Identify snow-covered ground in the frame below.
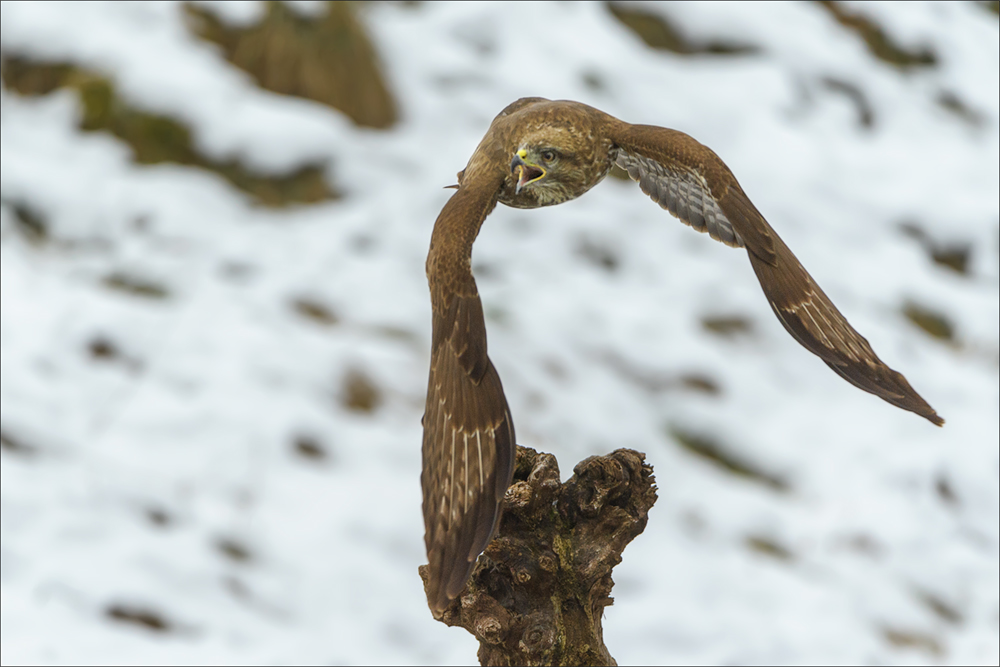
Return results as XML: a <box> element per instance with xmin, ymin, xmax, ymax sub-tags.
<box><xmin>1</xmin><ymin>1</ymin><xmax>997</xmax><ymax>664</ymax></box>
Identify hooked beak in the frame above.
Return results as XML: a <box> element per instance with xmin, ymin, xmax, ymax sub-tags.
<box><xmin>510</xmin><ymin>150</ymin><xmax>545</xmax><ymax>195</ymax></box>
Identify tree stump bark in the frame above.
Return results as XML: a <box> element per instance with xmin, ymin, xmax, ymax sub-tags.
<box><xmin>419</xmin><ymin>445</ymin><xmax>658</xmax><ymax>666</ymax></box>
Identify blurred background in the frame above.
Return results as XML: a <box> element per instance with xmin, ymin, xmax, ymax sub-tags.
<box><xmin>1</xmin><ymin>1</ymin><xmax>998</xmax><ymax>664</ymax></box>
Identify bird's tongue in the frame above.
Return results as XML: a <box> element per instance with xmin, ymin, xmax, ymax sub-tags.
<box><xmin>517</xmin><ymin>164</ymin><xmax>544</xmax><ymax>189</ymax></box>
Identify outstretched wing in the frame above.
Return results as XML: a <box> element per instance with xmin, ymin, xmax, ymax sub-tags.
<box><xmin>609</xmin><ymin>123</ymin><xmax>943</xmax><ymax>425</ymax></box>
<box><xmin>423</xmin><ymin>183</ymin><xmax>516</xmax><ymax>613</ymax></box>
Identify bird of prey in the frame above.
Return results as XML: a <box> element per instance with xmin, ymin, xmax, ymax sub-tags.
<box><xmin>421</xmin><ymin>97</ymin><xmax>943</xmax><ymax>612</ymax></box>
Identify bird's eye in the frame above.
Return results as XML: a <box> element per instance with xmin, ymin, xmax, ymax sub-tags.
<box><xmin>541</xmin><ymin>150</ymin><xmax>556</xmax><ymax>163</ymax></box>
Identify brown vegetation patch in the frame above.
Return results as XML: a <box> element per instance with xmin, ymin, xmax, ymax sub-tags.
<box><xmin>105</xmin><ymin>603</ymin><xmax>172</xmax><ymax>632</ymax></box>
<box><xmin>914</xmin><ymin>588</ymin><xmax>963</xmax><ymax>625</ymax></box>
<box><xmin>816</xmin><ymin>1</ymin><xmax>937</xmax><ymax>69</ymax></box>
<box><xmin>903</xmin><ymin>301</ymin><xmax>954</xmax><ymax>342</ymax></box>
<box><xmin>0</xmin><ymin>429</ymin><xmax>38</xmax><ymax>456</ymax></box>
<box><xmin>342</xmin><ymin>369</ymin><xmax>382</xmax><ymax>413</ymax></box>
<box><xmin>293</xmin><ymin>434</ymin><xmax>328</xmax><ymax>461</ymax></box>
<box><xmin>576</xmin><ymin>236</ymin><xmax>619</xmax><ymax>272</ymax></box>
<box><xmin>821</xmin><ymin>76</ymin><xmax>875</xmax><ymax>129</ymax></box>
<box><xmin>937</xmin><ymin>90</ymin><xmax>987</xmax><ymax>129</ymax></box>
<box><xmin>145</xmin><ymin>507</ymin><xmax>172</xmax><ymax>527</ymax></box>
<box><xmin>103</xmin><ymin>272</ymin><xmax>170</xmax><ymax>299</ymax></box>
<box><xmin>882</xmin><ymin>627</ymin><xmax>943</xmax><ymax>656</ymax></box>
<box><xmin>745</xmin><ymin>534</ymin><xmax>795</xmax><ymax>561</ymax></box>
<box><xmin>5</xmin><ymin>200</ymin><xmax>49</xmax><ymax>243</ymax></box>
<box><xmin>678</xmin><ymin>373</ymin><xmax>721</xmax><ymax>395</ymax></box>
<box><xmin>669</xmin><ymin>426</ymin><xmax>789</xmax><ymax>492</ymax></box>
<box><xmin>935</xmin><ymin>474</ymin><xmax>959</xmax><ymax>507</ymax></box>
<box><xmin>184</xmin><ymin>1</ymin><xmax>397</xmax><ymax>129</ymax></box>
<box><xmin>702</xmin><ymin>314</ymin><xmax>754</xmax><ymax>337</ymax></box>
<box><xmin>1</xmin><ymin>55</ymin><xmax>336</xmax><ymax>207</ymax></box>
<box><xmin>900</xmin><ymin>222</ymin><xmax>972</xmax><ymax>276</ymax></box>
<box><xmin>600</xmin><ymin>350</ymin><xmax>723</xmax><ymax>396</ymax></box>
<box><xmin>607</xmin><ymin>2</ymin><xmax>757</xmax><ymax>55</ymax></box>
<box><xmin>88</xmin><ymin>336</ymin><xmax>122</xmax><ymax>360</ymax></box>
<box><xmin>216</xmin><ymin>536</ymin><xmax>253</xmax><ymax>563</ymax></box>
<box><xmin>291</xmin><ymin>297</ymin><xmax>339</xmax><ymax>326</ymax></box>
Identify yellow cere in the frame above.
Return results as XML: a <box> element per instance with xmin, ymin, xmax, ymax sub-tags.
<box><xmin>517</xmin><ymin>149</ymin><xmax>528</xmax><ymax>159</ymax></box>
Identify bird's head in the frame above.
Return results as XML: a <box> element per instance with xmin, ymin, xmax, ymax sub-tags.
<box><xmin>502</xmin><ymin>127</ymin><xmax>610</xmax><ymax>208</ymax></box>
<box><xmin>507</xmin><ymin>141</ymin><xmax>588</xmax><ymax>208</ymax></box>
<box><xmin>484</xmin><ymin>99</ymin><xmax>614</xmax><ymax>208</ymax></box>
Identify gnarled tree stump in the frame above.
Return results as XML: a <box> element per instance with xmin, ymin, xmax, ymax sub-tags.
<box><xmin>419</xmin><ymin>446</ymin><xmax>657</xmax><ymax>666</ymax></box>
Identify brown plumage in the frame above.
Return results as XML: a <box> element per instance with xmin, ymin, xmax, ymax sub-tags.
<box><xmin>422</xmin><ymin>97</ymin><xmax>942</xmax><ymax>612</ymax></box>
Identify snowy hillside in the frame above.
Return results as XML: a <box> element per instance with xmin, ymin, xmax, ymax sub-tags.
<box><xmin>2</xmin><ymin>2</ymin><xmax>998</xmax><ymax>664</ymax></box>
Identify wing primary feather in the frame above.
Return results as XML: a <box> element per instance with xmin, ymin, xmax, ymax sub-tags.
<box><xmin>747</xmin><ymin>229</ymin><xmax>943</xmax><ymax>425</ymax></box>
<box><xmin>608</xmin><ymin>121</ymin><xmax>942</xmax><ymax>425</ymax></box>
<box><xmin>423</xmin><ymin>180</ymin><xmax>518</xmax><ymax>612</ymax></box>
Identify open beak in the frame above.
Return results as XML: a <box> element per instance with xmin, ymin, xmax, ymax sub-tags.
<box><xmin>510</xmin><ymin>151</ymin><xmax>545</xmax><ymax>195</ymax></box>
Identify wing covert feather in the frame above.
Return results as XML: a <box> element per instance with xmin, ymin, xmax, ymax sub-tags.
<box><xmin>611</xmin><ymin>124</ymin><xmax>777</xmax><ymax>264</ymax></box>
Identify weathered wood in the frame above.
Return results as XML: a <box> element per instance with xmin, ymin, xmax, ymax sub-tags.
<box><xmin>420</xmin><ymin>446</ymin><xmax>657</xmax><ymax>666</ymax></box>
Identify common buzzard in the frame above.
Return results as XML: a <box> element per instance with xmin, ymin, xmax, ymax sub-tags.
<box><xmin>421</xmin><ymin>98</ymin><xmax>942</xmax><ymax>613</ymax></box>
